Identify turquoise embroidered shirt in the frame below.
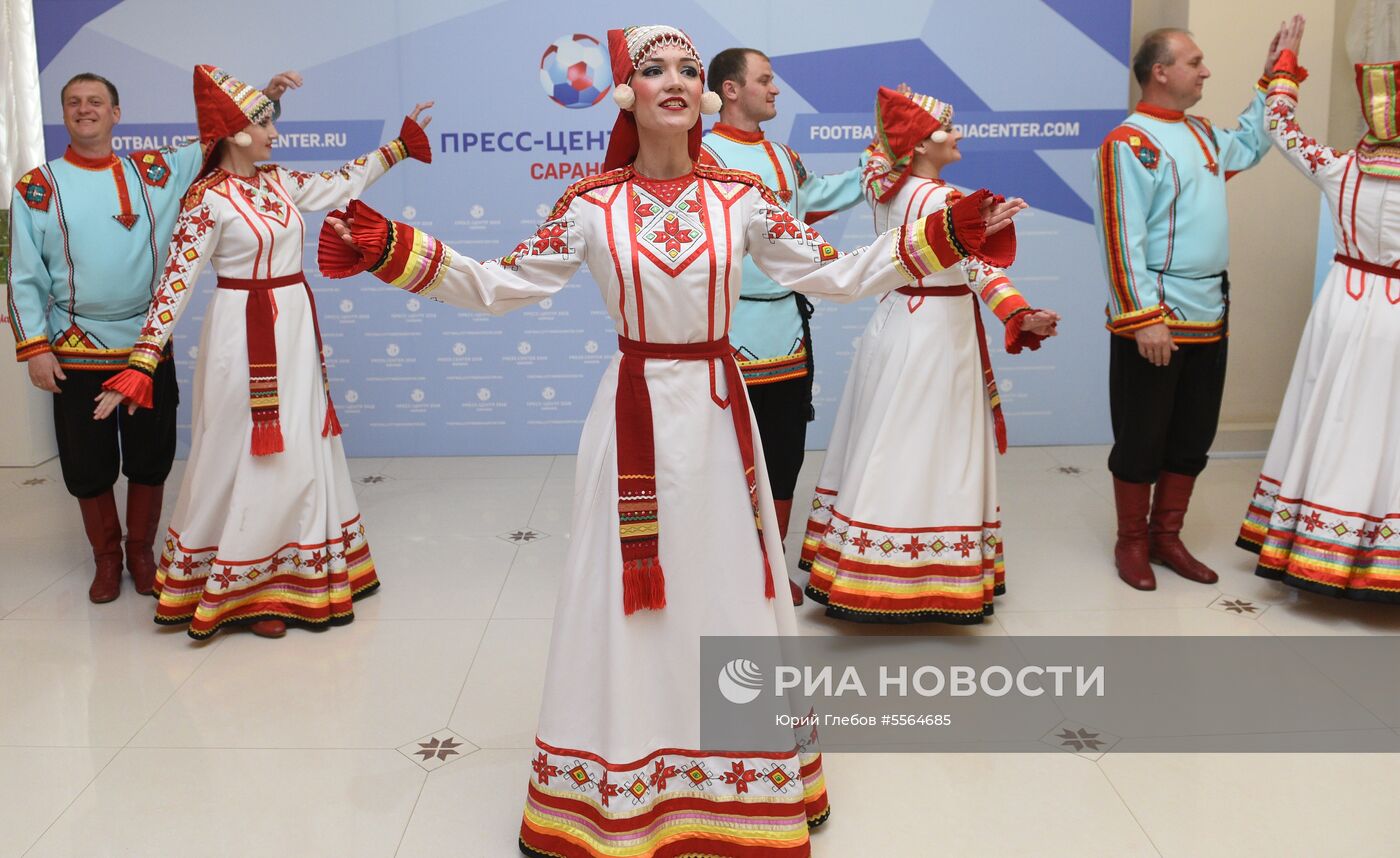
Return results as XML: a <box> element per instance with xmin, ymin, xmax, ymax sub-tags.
<box><xmin>700</xmin><ymin>123</ymin><xmax>866</xmax><ymax>383</ymax></box>
<box><xmin>8</xmin><ymin>142</ymin><xmax>204</xmax><ymax>369</ymax></box>
<box><xmin>1092</xmin><ymin>84</ymin><xmax>1269</xmax><ymax>343</ymax></box>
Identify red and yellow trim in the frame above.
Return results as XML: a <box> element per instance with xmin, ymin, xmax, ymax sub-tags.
<box><xmin>1105</xmin><ymin>307</ymin><xmax>1223</xmax><ymax>343</ymax></box>
<box><xmin>804</xmin><ymin>506</ymin><xmax>1004</xmax><ymax>625</ymax></box>
<box><xmin>369</xmin><ymin>221</ymin><xmax>451</xmax><ymax>296</ymax></box>
<box><xmin>519</xmin><ymin>741</ymin><xmax>829</xmax><ymax>858</ymax></box>
<box><xmin>1240</xmin><ymin>474</ymin><xmax>1400</xmax><ymax>602</ymax></box>
<box><xmin>978</xmin><ymin>275</ymin><xmax>1028</xmax><ymax>323</ymax></box>
<box><xmin>1105</xmin><ymin>304</ymin><xmax>1168</xmax><ymax>335</ymax></box>
<box><xmin>1097</xmin><ymin>128</ymin><xmax>1155</xmax><ymax>316</ymax></box>
<box><xmin>895</xmin><ymin>204</ymin><xmax>969</xmax><ymax>281</ymax></box>
<box><xmin>14</xmin><ymin>335</ymin><xmax>52</xmax><ymax>362</ymax></box>
<box><xmin>737</xmin><ymin>347</ymin><xmax>809</xmax><ymax>386</ymax></box>
<box><xmin>153</xmin><ymin>516</ymin><xmax>379</xmax><ymax>639</ymax></box>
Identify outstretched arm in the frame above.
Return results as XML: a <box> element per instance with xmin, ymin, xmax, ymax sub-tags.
<box><xmin>747</xmin><ymin>185</ymin><xmax>1023</xmax><ymax>303</ymax></box>
<box><xmin>1261</xmin><ymin>20</ymin><xmax>1346</xmax><ymax>187</ymax></box>
<box><xmin>272</xmin><ymin>103</ymin><xmax>434</xmax><ymax>212</ymax></box>
<box><xmin>318</xmin><ymin>198</ymin><xmax>580</xmax><ymax>314</ymax></box>
<box><xmin>791</xmin><ymin>147</ymin><xmax>867</xmax><ymax>224</ymax></box>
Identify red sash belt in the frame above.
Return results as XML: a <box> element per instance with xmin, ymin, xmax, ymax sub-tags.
<box><xmin>895</xmin><ymin>284</ymin><xmax>1008</xmax><ymax>453</ymax></box>
<box><xmin>614</xmin><ymin>335</ymin><xmax>774</xmax><ymax>615</ymax></box>
<box><xmin>216</xmin><ymin>273</ymin><xmax>342</xmax><ymax>455</ymax></box>
<box><xmin>896</xmin><ymin>284</ymin><xmax>972</xmax><ymax>297</ymax></box>
<box><xmin>1334</xmin><ymin>253</ymin><xmax>1400</xmax><ymax>277</ymax></box>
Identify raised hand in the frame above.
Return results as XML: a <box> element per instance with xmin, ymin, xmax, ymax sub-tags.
<box><xmin>1265</xmin><ymin>15</ymin><xmax>1306</xmax><ymax>75</ymax></box>
<box><xmin>262</xmin><ymin>71</ymin><xmax>303</xmax><ymax>102</ymax></box>
<box><xmin>1278</xmin><ymin>14</ymin><xmax>1305</xmax><ymax>58</ymax></box>
<box><xmin>408</xmin><ymin>101</ymin><xmax>435</xmax><ymax>130</ymax></box>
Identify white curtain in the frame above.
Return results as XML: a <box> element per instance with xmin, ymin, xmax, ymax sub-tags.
<box><xmin>1</xmin><ymin>0</ymin><xmax>57</xmax><ymax>467</ymax></box>
<box><xmin>1347</xmin><ymin>0</ymin><xmax>1400</xmax><ymax>63</ymax></box>
<box><xmin>1</xmin><ymin>0</ymin><xmax>45</xmax><ymax>189</ymax></box>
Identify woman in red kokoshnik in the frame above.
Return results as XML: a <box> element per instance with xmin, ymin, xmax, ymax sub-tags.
<box><xmin>97</xmin><ymin>66</ymin><xmax>433</xmax><ymax>639</ymax></box>
<box><xmin>321</xmin><ymin>25</ymin><xmax>1022</xmax><ymax>857</ymax></box>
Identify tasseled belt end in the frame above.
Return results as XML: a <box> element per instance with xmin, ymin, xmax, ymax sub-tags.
<box><xmin>322</xmin><ymin>400</ymin><xmax>343</xmax><ymax>437</ymax></box>
<box><xmin>250</xmin><ymin>419</ymin><xmax>285</xmax><ymax>456</ymax></box>
<box><xmin>622</xmin><ymin>555</ymin><xmax>667</xmax><ymax>615</ymax></box>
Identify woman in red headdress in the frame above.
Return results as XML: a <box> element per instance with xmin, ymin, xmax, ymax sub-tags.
<box><xmin>96</xmin><ymin>66</ymin><xmax>432</xmax><ymax>639</ymax></box>
<box><xmin>320</xmin><ymin>25</ymin><xmax>1022</xmax><ymax>856</ymax></box>
<box><xmin>1237</xmin><ymin>18</ymin><xmax>1400</xmax><ymax>603</ymax></box>
<box><xmin>797</xmin><ymin>86</ymin><xmax>1060</xmax><ymax>626</ymax></box>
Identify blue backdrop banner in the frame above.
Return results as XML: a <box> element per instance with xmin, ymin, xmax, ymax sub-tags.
<box><xmin>32</xmin><ymin>0</ymin><xmax>1129</xmax><ymax>456</ymax></box>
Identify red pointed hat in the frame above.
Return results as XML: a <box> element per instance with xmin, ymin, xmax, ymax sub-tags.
<box><xmin>866</xmin><ymin>86</ymin><xmax>956</xmax><ymax>201</ymax></box>
<box><xmin>602</xmin><ymin>26</ymin><xmax>710</xmax><ymax>172</ymax></box>
<box><xmin>875</xmin><ymin>86</ymin><xmax>954</xmax><ymax>164</ymax></box>
<box><xmin>193</xmin><ymin>65</ymin><xmax>276</xmax><ymax>147</ymax></box>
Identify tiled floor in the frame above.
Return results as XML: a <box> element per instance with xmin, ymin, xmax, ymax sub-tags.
<box><xmin>3</xmin><ymin>446</ymin><xmax>1399</xmax><ymax>858</ymax></box>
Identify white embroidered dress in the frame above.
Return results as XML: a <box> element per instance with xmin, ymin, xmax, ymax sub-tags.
<box><xmin>1237</xmin><ymin>73</ymin><xmax>1400</xmax><ymax>601</ymax></box>
<box><xmin>333</xmin><ymin>163</ymin><xmax>981</xmax><ymax>857</ymax></box>
<box><xmin>799</xmin><ymin>177</ymin><xmax>1037</xmax><ymax>624</ymax></box>
<box><xmin>115</xmin><ymin>137</ymin><xmax>422</xmax><ymax>638</ymax></box>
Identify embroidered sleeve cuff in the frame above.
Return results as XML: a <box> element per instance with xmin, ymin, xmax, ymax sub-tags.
<box><xmin>15</xmin><ymin>336</ymin><xmax>52</xmax><ymax>362</ymax></box>
<box><xmin>397</xmin><ymin>116</ymin><xmax>433</xmax><ymax>164</ymax></box>
<box><xmin>1267</xmin><ymin>50</ymin><xmax>1308</xmax><ymax>99</ymax></box>
<box><xmin>127</xmin><ymin>341</ymin><xmax>163</xmax><ymax>375</ymax></box>
<box><xmin>896</xmin><ymin>187</ymin><xmax>1000</xmax><ymax>279</ymax></box>
<box><xmin>1107</xmin><ymin>305</ymin><xmax>1167</xmax><ymax>334</ymax></box>
<box><xmin>317</xmin><ymin>200</ymin><xmax>386</xmax><ymax>279</ymax></box>
<box><xmin>368</xmin><ymin>217</ymin><xmax>449</xmax><ymax>296</ymax></box>
<box><xmin>983</xmin><ymin>278</ymin><xmax>1031</xmax><ymax>324</ymax></box>
<box><xmin>102</xmin><ymin>367</ymin><xmax>154</xmax><ymax>410</ymax></box>
<box><xmin>323</xmin><ymin>198</ymin><xmax>450</xmax><ymax>296</ymax></box>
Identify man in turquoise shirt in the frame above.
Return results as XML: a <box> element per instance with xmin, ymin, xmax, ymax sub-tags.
<box><xmin>700</xmin><ymin>47</ymin><xmax>866</xmax><ymax>603</ymax></box>
<box><xmin>8</xmin><ymin>69</ymin><xmax>298</xmax><ymax>603</ymax></box>
<box><xmin>1093</xmin><ymin>26</ymin><xmax>1285</xmax><ymax>591</ymax></box>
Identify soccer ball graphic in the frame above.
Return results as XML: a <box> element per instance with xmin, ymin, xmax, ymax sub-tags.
<box><xmin>540</xmin><ymin>34</ymin><xmax>612</xmax><ymax>109</ymax></box>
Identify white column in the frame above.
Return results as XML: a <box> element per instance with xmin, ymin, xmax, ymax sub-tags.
<box><xmin>0</xmin><ymin>0</ymin><xmax>56</xmax><ymax>466</ymax></box>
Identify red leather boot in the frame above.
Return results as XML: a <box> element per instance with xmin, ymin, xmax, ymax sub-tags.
<box><xmin>1112</xmin><ymin>478</ymin><xmax>1156</xmax><ymax>590</ymax></box>
<box><xmin>78</xmin><ymin>490</ymin><xmax>124</xmax><ymax>603</ymax></box>
<box><xmin>773</xmin><ymin>498</ymin><xmax>804</xmax><ymax>606</ymax></box>
<box><xmin>1149</xmin><ymin>472</ymin><xmax>1219</xmax><ymax>584</ymax></box>
<box><xmin>125</xmin><ymin>482</ymin><xmax>164</xmax><ymax>596</ymax></box>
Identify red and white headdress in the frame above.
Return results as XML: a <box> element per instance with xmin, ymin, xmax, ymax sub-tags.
<box><xmin>193</xmin><ymin>65</ymin><xmax>275</xmax><ymax>148</ymax></box>
<box><xmin>866</xmin><ymin>86</ymin><xmax>956</xmax><ymax>202</ymax></box>
<box><xmin>190</xmin><ymin>64</ymin><xmax>277</xmax><ymax>175</ymax></box>
<box><xmin>1356</xmin><ymin>60</ymin><xmax>1400</xmax><ymax>178</ymax></box>
<box><xmin>602</xmin><ymin>25</ymin><xmax>721</xmax><ymax>172</ymax></box>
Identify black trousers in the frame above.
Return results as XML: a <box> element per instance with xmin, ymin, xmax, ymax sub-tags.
<box><xmin>51</xmin><ymin>359</ymin><xmax>179</xmax><ymax>498</ymax></box>
<box><xmin>1107</xmin><ymin>335</ymin><xmax>1227</xmax><ymax>484</ymax></box>
<box><xmin>747</xmin><ymin>375</ymin><xmax>811</xmax><ymax>501</ymax></box>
